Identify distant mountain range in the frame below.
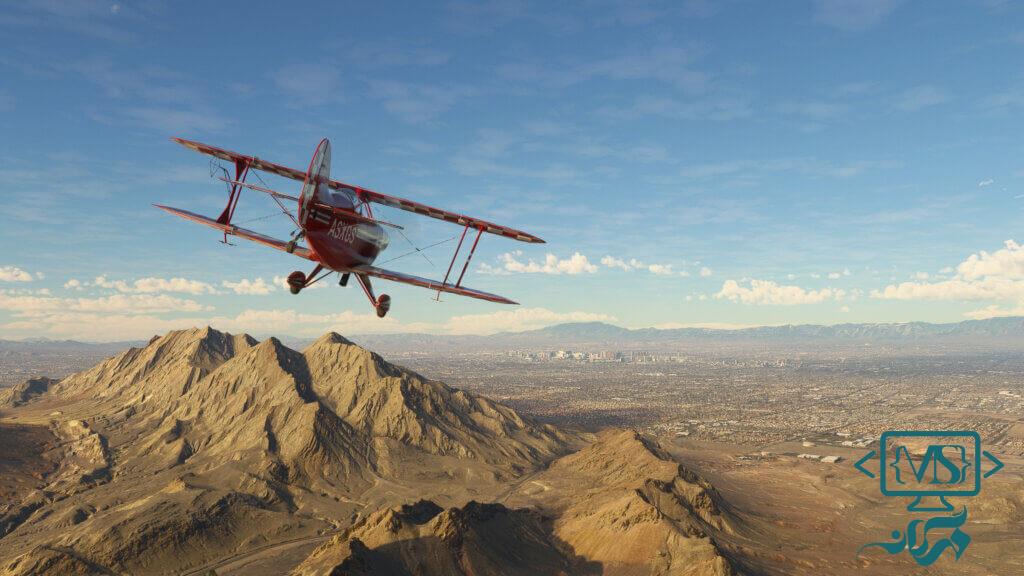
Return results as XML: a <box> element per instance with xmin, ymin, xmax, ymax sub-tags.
<box><xmin>0</xmin><ymin>338</ymin><xmax>143</xmax><ymax>353</ymax></box>
<box><xmin>346</xmin><ymin>316</ymin><xmax>1024</xmax><ymax>352</ymax></box>
<box><xmin>4</xmin><ymin>317</ymin><xmax>1023</xmax><ymax>355</ymax></box>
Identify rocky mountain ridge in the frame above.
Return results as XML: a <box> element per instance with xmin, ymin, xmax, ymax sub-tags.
<box><xmin>0</xmin><ymin>327</ymin><xmax>736</xmax><ymax>576</ymax></box>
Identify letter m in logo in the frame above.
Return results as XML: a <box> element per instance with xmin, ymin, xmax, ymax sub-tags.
<box><xmin>889</xmin><ymin>444</ymin><xmax>973</xmax><ymax>486</ymax></box>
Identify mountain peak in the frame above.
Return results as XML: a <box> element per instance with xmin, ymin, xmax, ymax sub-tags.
<box><xmin>313</xmin><ymin>331</ymin><xmax>357</xmax><ymax>347</ymax></box>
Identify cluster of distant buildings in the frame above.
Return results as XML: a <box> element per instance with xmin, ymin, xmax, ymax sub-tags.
<box><xmin>507</xmin><ymin>349</ymin><xmax>669</xmax><ymax>363</ymax></box>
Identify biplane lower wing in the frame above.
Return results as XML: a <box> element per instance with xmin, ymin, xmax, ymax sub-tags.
<box><xmin>154</xmin><ymin>205</ymin><xmax>314</xmax><ymax>260</ymax></box>
<box><xmin>349</xmin><ymin>264</ymin><xmax>517</xmax><ymax>305</ymax></box>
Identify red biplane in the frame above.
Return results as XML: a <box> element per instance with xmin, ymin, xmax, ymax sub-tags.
<box><xmin>156</xmin><ymin>138</ymin><xmax>543</xmax><ymax>317</ymax></box>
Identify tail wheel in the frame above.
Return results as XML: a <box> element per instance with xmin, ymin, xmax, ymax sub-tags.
<box><xmin>375</xmin><ymin>294</ymin><xmax>391</xmax><ymax>318</ymax></box>
<box><xmin>287</xmin><ymin>271</ymin><xmax>306</xmax><ymax>295</ymax></box>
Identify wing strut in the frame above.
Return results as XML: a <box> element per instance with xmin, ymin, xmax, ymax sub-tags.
<box><xmin>435</xmin><ymin>224</ymin><xmax>485</xmax><ymax>300</ymax></box>
<box><xmin>437</xmin><ymin>224</ymin><xmax>470</xmax><ymax>300</ymax></box>
<box><xmin>456</xmin><ymin>226</ymin><xmax>485</xmax><ymax>287</ymax></box>
<box><xmin>215</xmin><ymin>157</ymin><xmax>252</xmax><ymax>243</ymax></box>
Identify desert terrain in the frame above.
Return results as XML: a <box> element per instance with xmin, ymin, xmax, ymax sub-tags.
<box><xmin>0</xmin><ymin>326</ymin><xmax>1021</xmax><ymax>575</ymax></box>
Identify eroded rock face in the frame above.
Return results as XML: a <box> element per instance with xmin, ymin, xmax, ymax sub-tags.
<box><xmin>293</xmin><ymin>500</ymin><xmax>586</xmax><ymax>576</ymax></box>
<box><xmin>526</xmin><ymin>430</ymin><xmax>736</xmax><ymax>576</ymax></box>
<box><xmin>0</xmin><ymin>328</ymin><xmax>577</xmax><ymax>574</ymax></box>
<box><xmin>295</xmin><ymin>430</ymin><xmax>737</xmax><ymax>576</ymax></box>
<box><xmin>1</xmin><ymin>328</ymin><xmax>735</xmax><ymax>576</ymax></box>
<box><xmin>0</xmin><ymin>377</ymin><xmax>56</xmax><ymax>408</ymax></box>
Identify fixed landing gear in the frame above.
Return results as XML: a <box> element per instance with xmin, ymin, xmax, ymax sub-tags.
<box><xmin>287</xmin><ymin>271</ymin><xmax>306</xmax><ymax>294</ymax></box>
<box><xmin>375</xmin><ymin>294</ymin><xmax>391</xmax><ymax>318</ymax></box>
<box><xmin>290</xmin><ymin>268</ymin><xmax>390</xmax><ymax>317</ymax></box>
<box><xmin>355</xmin><ymin>273</ymin><xmax>391</xmax><ymax>318</ymax></box>
<box><xmin>288</xmin><ymin>264</ymin><xmax>323</xmax><ymax>295</ymax></box>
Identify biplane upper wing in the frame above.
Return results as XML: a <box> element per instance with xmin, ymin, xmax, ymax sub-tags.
<box><xmin>349</xmin><ymin>264</ymin><xmax>517</xmax><ymax>305</ymax></box>
<box><xmin>332</xmin><ymin>183</ymin><xmax>544</xmax><ymax>243</ymax></box>
<box><xmin>172</xmin><ymin>137</ymin><xmax>545</xmax><ymax>244</ymax></box>
<box><xmin>172</xmin><ymin>138</ymin><xmax>308</xmax><ymax>181</ymax></box>
<box><xmin>154</xmin><ymin>205</ymin><xmax>315</xmax><ymax>260</ymax></box>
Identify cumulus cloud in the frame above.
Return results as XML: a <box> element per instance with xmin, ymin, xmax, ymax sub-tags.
<box><xmin>600</xmin><ymin>255</ymin><xmax>678</xmax><ymax>276</ymax></box>
<box><xmin>0</xmin><ymin>290</ymin><xmax>211</xmax><ymax>316</ymax></box>
<box><xmin>64</xmin><ymin>278</ymin><xmax>84</xmax><ymax>290</ymax></box>
<box><xmin>93</xmin><ymin>275</ymin><xmax>219</xmax><ymax>295</ymax></box>
<box><xmin>600</xmin><ymin>255</ymin><xmax>644</xmax><ymax>271</ymax></box>
<box><xmin>871</xmin><ymin>240</ymin><xmax>1024</xmax><ymax>319</ymax></box>
<box><xmin>871</xmin><ymin>276</ymin><xmax>1024</xmax><ymax>301</ymax></box>
<box><xmin>483</xmin><ymin>251</ymin><xmax>598</xmax><ymax>275</ymax></box>
<box><xmin>872</xmin><ymin>240</ymin><xmax>1024</xmax><ymax>304</ymax></box>
<box><xmin>222</xmin><ymin>278</ymin><xmax>276</xmax><ymax>295</ymax></box>
<box><xmin>0</xmin><ymin>266</ymin><xmax>35</xmax><ymax>282</ymax></box>
<box><xmin>716</xmin><ymin>279</ymin><xmax>845</xmax><ymax>305</ymax></box>
<box><xmin>956</xmin><ymin>240</ymin><xmax>1024</xmax><ymax>280</ymax></box>
<box><xmin>699</xmin><ymin>267</ymin><xmax>713</xmax><ymax>277</ymax></box>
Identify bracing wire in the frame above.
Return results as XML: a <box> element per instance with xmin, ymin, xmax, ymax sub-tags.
<box><xmin>395</xmin><ymin>227</ymin><xmax>438</xmax><ymax>267</ymax></box>
<box><xmin>379</xmin><ymin>235</ymin><xmax>458</xmax><ymax>265</ymax></box>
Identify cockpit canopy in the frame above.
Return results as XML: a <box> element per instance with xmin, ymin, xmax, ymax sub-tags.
<box><xmin>355</xmin><ymin>224</ymin><xmax>390</xmax><ymax>251</ymax></box>
<box><xmin>326</xmin><ymin>186</ymin><xmax>357</xmax><ymax>209</ymax></box>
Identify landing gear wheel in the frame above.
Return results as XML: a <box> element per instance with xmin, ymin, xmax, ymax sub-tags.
<box><xmin>375</xmin><ymin>294</ymin><xmax>391</xmax><ymax>318</ymax></box>
<box><xmin>287</xmin><ymin>271</ymin><xmax>306</xmax><ymax>295</ymax></box>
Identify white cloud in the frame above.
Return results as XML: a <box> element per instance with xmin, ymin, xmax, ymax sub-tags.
<box><xmin>700</xmin><ymin>266</ymin><xmax>713</xmax><ymax>277</ymax></box>
<box><xmin>956</xmin><ymin>239</ymin><xmax>1024</xmax><ymax>280</ymax></box>
<box><xmin>913</xmin><ymin>271</ymin><xmax>930</xmax><ymax>280</ymax></box>
<box><xmin>716</xmin><ymin>279</ymin><xmax>845</xmax><ymax>305</ymax></box>
<box><xmin>443</xmin><ymin>307</ymin><xmax>615</xmax><ymax>335</ymax></box>
<box><xmin>871</xmin><ymin>276</ymin><xmax>1024</xmax><ymax>301</ymax></box>
<box><xmin>978</xmin><ymin>178</ymin><xmax>995</xmax><ymax>187</ymax></box>
<box><xmin>0</xmin><ymin>266</ymin><xmax>35</xmax><ymax>282</ymax></box>
<box><xmin>872</xmin><ymin>240</ymin><xmax>1024</xmax><ymax>308</ymax></box>
<box><xmin>222</xmin><ymin>278</ymin><xmax>276</xmax><ymax>295</ymax></box>
<box><xmin>600</xmin><ymin>255</ymin><xmax>676</xmax><ymax>276</ymax></box>
<box><xmin>64</xmin><ymin>278</ymin><xmax>84</xmax><ymax>290</ymax></box>
<box><xmin>213</xmin><ymin>308</ymin><xmax>398</xmax><ymax>336</ymax></box>
<box><xmin>600</xmin><ymin>255</ymin><xmax>641</xmax><ymax>271</ymax></box>
<box><xmin>93</xmin><ymin>275</ymin><xmax>218</xmax><ymax>295</ymax></box>
<box><xmin>0</xmin><ymin>290</ymin><xmax>211</xmax><ymax>316</ymax></box>
<box><xmin>963</xmin><ymin>304</ymin><xmax>1024</xmax><ymax>320</ymax></box>
<box><xmin>485</xmin><ymin>251</ymin><xmax>597</xmax><ymax>275</ymax></box>
<box><xmin>840</xmin><ymin>305</ymin><xmax>851</xmax><ymax>313</ymax></box>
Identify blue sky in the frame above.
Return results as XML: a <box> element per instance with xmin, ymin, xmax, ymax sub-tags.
<box><xmin>1</xmin><ymin>0</ymin><xmax>1024</xmax><ymax>340</ymax></box>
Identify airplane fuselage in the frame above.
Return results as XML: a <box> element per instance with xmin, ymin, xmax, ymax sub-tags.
<box><xmin>303</xmin><ymin>192</ymin><xmax>390</xmax><ymax>271</ymax></box>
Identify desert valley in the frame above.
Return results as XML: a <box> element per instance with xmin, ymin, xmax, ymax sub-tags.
<box><xmin>1</xmin><ymin>326</ymin><xmax>1021</xmax><ymax>575</ymax></box>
